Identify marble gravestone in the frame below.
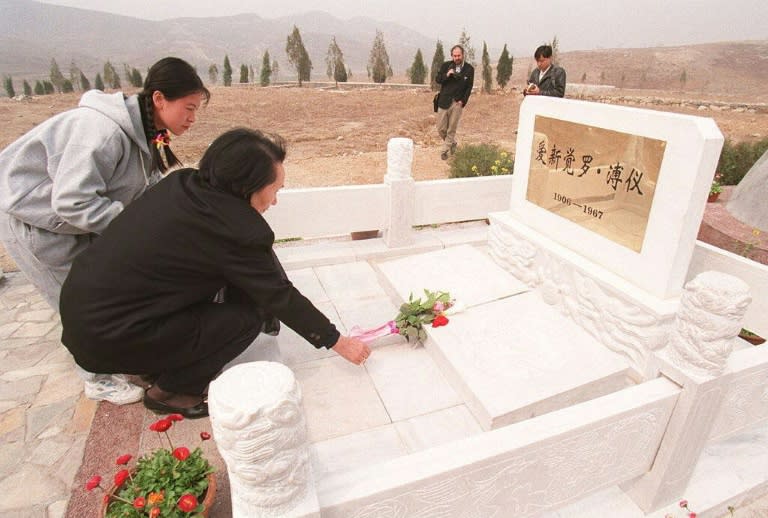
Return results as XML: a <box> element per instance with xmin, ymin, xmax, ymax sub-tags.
<box><xmin>490</xmin><ymin>96</ymin><xmax>724</xmax><ymax>374</ymax></box>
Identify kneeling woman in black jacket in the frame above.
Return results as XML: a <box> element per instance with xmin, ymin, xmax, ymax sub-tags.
<box><xmin>60</xmin><ymin>128</ymin><xmax>371</xmax><ymax>418</ymax></box>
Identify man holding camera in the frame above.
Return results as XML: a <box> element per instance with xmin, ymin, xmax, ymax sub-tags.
<box><xmin>524</xmin><ymin>44</ymin><xmax>566</xmax><ymax>98</ymax></box>
<box><xmin>436</xmin><ymin>45</ymin><xmax>475</xmax><ymax>160</ymax></box>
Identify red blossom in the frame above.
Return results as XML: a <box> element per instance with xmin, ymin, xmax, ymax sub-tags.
<box><xmin>200</xmin><ymin>431</ymin><xmax>211</xmax><ymax>441</ymax></box>
<box><xmin>115</xmin><ymin>454</ymin><xmax>132</xmax><ymax>465</ymax></box>
<box><xmin>431</xmin><ymin>314</ymin><xmax>449</xmax><ymax>328</ymax></box>
<box><xmin>167</xmin><ymin>413</ymin><xmax>184</xmax><ymax>422</ymax></box>
<box><xmin>149</xmin><ymin>507</ymin><xmax>161</xmax><ymax>518</ymax></box>
<box><xmin>102</xmin><ymin>494</ymin><xmax>110</xmax><ymax>505</ymax></box>
<box><xmin>173</xmin><ymin>447</ymin><xmax>190</xmax><ymax>461</ymax></box>
<box><xmin>689</xmin><ymin>514</ymin><xmax>697</xmax><ymax>518</ymax></box>
<box><xmin>133</xmin><ymin>496</ymin><xmax>146</xmax><ymax>509</ymax></box>
<box><xmin>177</xmin><ymin>493</ymin><xmax>199</xmax><ymax>513</ymax></box>
<box><xmin>149</xmin><ymin>418</ymin><xmax>172</xmax><ymax>432</ymax></box>
<box><xmin>114</xmin><ymin>469</ymin><xmax>130</xmax><ymax>487</ymax></box>
<box><xmin>85</xmin><ymin>475</ymin><xmax>102</xmax><ymax>491</ymax></box>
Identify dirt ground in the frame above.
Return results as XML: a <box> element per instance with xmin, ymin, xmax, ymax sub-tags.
<box><xmin>0</xmin><ymin>84</ymin><xmax>766</xmax><ymax>271</ymax></box>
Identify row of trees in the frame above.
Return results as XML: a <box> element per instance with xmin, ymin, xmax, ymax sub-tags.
<box><xmin>3</xmin><ymin>58</ymin><xmax>143</xmax><ymax>98</ymax></box>
<box><xmin>3</xmin><ymin>28</ymin><xmax>537</xmax><ymax>98</ymax></box>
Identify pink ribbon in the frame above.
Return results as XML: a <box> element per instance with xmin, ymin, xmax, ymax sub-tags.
<box><xmin>350</xmin><ymin>320</ymin><xmax>399</xmax><ymax>344</ymax></box>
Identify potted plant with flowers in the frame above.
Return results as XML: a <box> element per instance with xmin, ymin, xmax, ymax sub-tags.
<box><xmin>708</xmin><ymin>173</ymin><xmax>723</xmax><ymax>202</ymax></box>
<box><xmin>86</xmin><ymin>414</ymin><xmax>216</xmax><ymax>517</ymax></box>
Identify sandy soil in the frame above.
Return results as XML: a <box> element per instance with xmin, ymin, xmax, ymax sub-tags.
<box><xmin>0</xmin><ymin>84</ymin><xmax>766</xmax><ymax>271</ymax></box>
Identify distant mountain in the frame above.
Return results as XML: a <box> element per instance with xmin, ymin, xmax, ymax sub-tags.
<box><xmin>0</xmin><ymin>0</ymin><xmax>436</xmax><ymax>80</ymax></box>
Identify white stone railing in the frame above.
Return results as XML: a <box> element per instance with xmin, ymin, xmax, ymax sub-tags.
<box><xmin>263</xmin><ymin>138</ymin><xmax>514</xmax><ymax>241</ymax></box>
<box><xmin>317</xmin><ymin>378</ymin><xmax>680</xmax><ymax>517</ymax></box>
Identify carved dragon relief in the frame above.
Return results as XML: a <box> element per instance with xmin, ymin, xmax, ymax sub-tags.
<box><xmin>489</xmin><ymin>223</ymin><xmax>672</xmax><ymax>372</ymax></box>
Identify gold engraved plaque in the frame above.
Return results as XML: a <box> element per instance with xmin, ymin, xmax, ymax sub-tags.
<box><xmin>526</xmin><ymin>115</ymin><xmax>666</xmax><ymax>252</ymax></box>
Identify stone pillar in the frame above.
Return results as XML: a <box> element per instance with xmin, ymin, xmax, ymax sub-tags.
<box><xmin>208</xmin><ymin>362</ymin><xmax>319</xmax><ymax>518</ymax></box>
<box><xmin>383</xmin><ymin>137</ymin><xmax>415</xmax><ymax>248</ymax></box>
<box><xmin>624</xmin><ymin>271</ymin><xmax>751</xmax><ymax>512</ymax></box>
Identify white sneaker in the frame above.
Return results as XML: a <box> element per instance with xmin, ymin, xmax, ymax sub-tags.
<box><xmin>83</xmin><ymin>374</ymin><xmax>144</xmax><ymax>405</ymax></box>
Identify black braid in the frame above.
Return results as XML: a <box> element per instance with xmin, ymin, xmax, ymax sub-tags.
<box><xmin>138</xmin><ymin>92</ymin><xmax>182</xmax><ymax>173</ymax></box>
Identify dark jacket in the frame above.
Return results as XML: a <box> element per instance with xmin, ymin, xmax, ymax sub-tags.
<box><xmin>527</xmin><ymin>64</ymin><xmax>566</xmax><ymax>98</ymax></box>
<box><xmin>60</xmin><ymin>169</ymin><xmax>339</xmax><ymax>371</ymax></box>
<box><xmin>436</xmin><ymin>60</ymin><xmax>475</xmax><ymax>109</ymax></box>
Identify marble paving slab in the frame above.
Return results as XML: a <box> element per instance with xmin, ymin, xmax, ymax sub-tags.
<box><xmin>376</xmin><ymin>244</ymin><xmax>529</xmax><ymax>308</ymax></box>
<box><xmin>425</xmin><ymin>292</ymin><xmax>632</xmax><ymax>430</ymax></box>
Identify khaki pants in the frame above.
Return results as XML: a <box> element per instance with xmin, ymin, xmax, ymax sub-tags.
<box><xmin>436</xmin><ymin>101</ymin><xmax>464</xmax><ymax>153</ymax></box>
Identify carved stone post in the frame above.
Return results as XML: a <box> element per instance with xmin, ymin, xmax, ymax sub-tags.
<box><xmin>208</xmin><ymin>362</ymin><xmax>319</xmax><ymax>518</ymax></box>
<box><xmin>383</xmin><ymin>137</ymin><xmax>415</xmax><ymax>247</ymax></box>
<box><xmin>624</xmin><ymin>271</ymin><xmax>751</xmax><ymax>512</ymax></box>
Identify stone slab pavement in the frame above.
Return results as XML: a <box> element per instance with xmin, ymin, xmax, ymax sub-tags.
<box><xmin>1</xmin><ymin>220</ymin><xmax>766</xmax><ymax>517</ymax></box>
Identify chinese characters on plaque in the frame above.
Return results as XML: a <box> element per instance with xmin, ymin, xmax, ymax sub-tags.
<box><xmin>526</xmin><ymin>116</ymin><xmax>667</xmax><ymax>252</ymax></box>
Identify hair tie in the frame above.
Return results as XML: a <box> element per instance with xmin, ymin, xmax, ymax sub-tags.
<box><xmin>152</xmin><ymin>129</ymin><xmax>171</xmax><ymax>150</ymax></box>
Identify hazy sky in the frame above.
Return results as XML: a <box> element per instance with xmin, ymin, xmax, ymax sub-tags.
<box><xmin>38</xmin><ymin>0</ymin><xmax>767</xmax><ymax>52</ymax></box>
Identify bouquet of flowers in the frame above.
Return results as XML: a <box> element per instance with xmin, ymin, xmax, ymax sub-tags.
<box><xmin>351</xmin><ymin>289</ymin><xmax>461</xmax><ymax>345</ymax></box>
<box><xmin>86</xmin><ymin>414</ymin><xmax>215</xmax><ymax>517</ymax></box>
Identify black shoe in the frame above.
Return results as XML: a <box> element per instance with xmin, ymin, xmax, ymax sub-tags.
<box><xmin>261</xmin><ymin>316</ymin><xmax>281</xmax><ymax>336</ymax></box>
<box><xmin>441</xmin><ymin>150</ymin><xmax>449</xmax><ymax>160</ymax></box>
<box><xmin>143</xmin><ymin>393</ymin><xmax>209</xmax><ymax>419</ymax></box>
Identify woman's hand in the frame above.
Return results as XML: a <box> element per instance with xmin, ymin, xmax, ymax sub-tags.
<box><xmin>331</xmin><ymin>335</ymin><xmax>371</xmax><ymax>365</ymax></box>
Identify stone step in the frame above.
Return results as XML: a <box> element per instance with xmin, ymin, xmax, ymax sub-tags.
<box><xmin>377</xmin><ymin>245</ymin><xmax>632</xmax><ymax>430</ymax></box>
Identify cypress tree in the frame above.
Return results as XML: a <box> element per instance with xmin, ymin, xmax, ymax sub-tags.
<box><xmin>3</xmin><ymin>76</ymin><xmax>15</xmax><ymax>98</ymax></box>
<box><xmin>286</xmin><ymin>26</ymin><xmax>312</xmax><ymax>86</ymax></box>
<box><xmin>223</xmin><ymin>55</ymin><xmax>233</xmax><ymax>86</ymax></box>
<box><xmin>61</xmin><ymin>79</ymin><xmax>74</xmax><ymax>93</ymax></box>
<box><xmin>481</xmin><ymin>42</ymin><xmax>492</xmax><ymax>93</ymax></box>
<box><xmin>430</xmin><ymin>40</ymin><xmax>445</xmax><ymax>91</ymax></box>
<box><xmin>49</xmin><ymin>58</ymin><xmax>65</xmax><ymax>92</ymax></box>
<box><xmin>367</xmin><ymin>30</ymin><xmax>391</xmax><ymax>84</ymax></box>
<box><xmin>208</xmin><ymin>64</ymin><xmax>219</xmax><ymax>84</ymax></box>
<box><xmin>407</xmin><ymin>49</ymin><xmax>427</xmax><ymax>85</ymax></box>
<box><xmin>260</xmin><ymin>51</ymin><xmax>272</xmax><ymax>86</ymax></box>
<box><xmin>79</xmin><ymin>72</ymin><xmax>90</xmax><ymax>91</ymax></box>
<box><xmin>94</xmin><ymin>73</ymin><xmax>104</xmax><ymax>91</ymax></box>
<box><xmin>496</xmin><ymin>44</ymin><xmax>513</xmax><ymax>90</ymax></box>
<box><xmin>457</xmin><ymin>28</ymin><xmax>476</xmax><ymax>65</ymax></box>
<box><xmin>23</xmin><ymin>79</ymin><xmax>32</xmax><ymax>96</ymax></box>
<box><xmin>325</xmin><ymin>37</ymin><xmax>347</xmax><ymax>85</ymax></box>
<box><xmin>239</xmin><ymin>64</ymin><xmax>249</xmax><ymax>83</ymax></box>
<box><xmin>34</xmin><ymin>80</ymin><xmax>45</xmax><ymax>95</ymax></box>
<box><xmin>43</xmin><ymin>80</ymin><xmax>54</xmax><ymax>94</ymax></box>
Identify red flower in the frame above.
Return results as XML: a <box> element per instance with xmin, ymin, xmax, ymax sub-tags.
<box><xmin>115</xmin><ymin>454</ymin><xmax>132</xmax><ymax>465</ymax></box>
<box><xmin>689</xmin><ymin>513</ymin><xmax>697</xmax><ymax>518</ymax></box>
<box><xmin>200</xmin><ymin>431</ymin><xmax>211</xmax><ymax>441</ymax></box>
<box><xmin>85</xmin><ymin>475</ymin><xmax>102</xmax><ymax>491</ymax></box>
<box><xmin>133</xmin><ymin>496</ymin><xmax>146</xmax><ymax>509</ymax></box>
<box><xmin>102</xmin><ymin>494</ymin><xmax>110</xmax><ymax>506</ymax></box>
<box><xmin>113</xmin><ymin>469</ymin><xmax>130</xmax><ymax>487</ymax></box>
<box><xmin>431</xmin><ymin>314</ymin><xmax>449</xmax><ymax>327</ymax></box>
<box><xmin>149</xmin><ymin>418</ymin><xmax>172</xmax><ymax>432</ymax></box>
<box><xmin>173</xmin><ymin>446</ymin><xmax>190</xmax><ymax>461</ymax></box>
<box><xmin>177</xmin><ymin>493</ymin><xmax>199</xmax><ymax>513</ymax></box>
<box><xmin>168</xmin><ymin>413</ymin><xmax>184</xmax><ymax>422</ymax></box>
<box><xmin>149</xmin><ymin>507</ymin><xmax>161</xmax><ymax>518</ymax></box>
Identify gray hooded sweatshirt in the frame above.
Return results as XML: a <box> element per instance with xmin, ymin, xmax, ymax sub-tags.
<box><xmin>0</xmin><ymin>90</ymin><xmax>157</xmax><ymax>236</ymax></box>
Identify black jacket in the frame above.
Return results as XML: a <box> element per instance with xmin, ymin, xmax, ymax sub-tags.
<box><xmin>436</xmin><ymin>60</ymin><xmax>475</xmax><ymax>109</ymax></box>
<box><xmin>526</xmin><ymin>64</ymin><xmax>566</xmax><ymax>98</ymax></box>
<box><xmin>60</xmin><ymin>169</ymin><xmax>339</xmax><ymax>370</ymax></box>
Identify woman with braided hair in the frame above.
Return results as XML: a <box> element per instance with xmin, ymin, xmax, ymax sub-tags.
<box><xmin>0</xmin><ymin>56</ymin><xmax>209</xmax><ymax>405</ymax></box>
